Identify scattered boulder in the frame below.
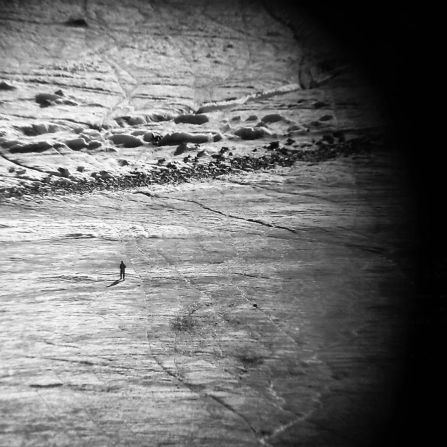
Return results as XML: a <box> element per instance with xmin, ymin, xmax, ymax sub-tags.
<box><xmin>245</xmin><ymin>115</ymin><xmax>258</xmax><ymax>121</ymax></box>
<box><xmin>212</xmin><ymin>132</ymin><xmax>223</xmax><ymax>142</ymax></box>
<box><xmin>143</xmin><ymin>132</ymin><xmax>155</xmax><ymax>142</ymax></box>
<box><xmin>159</xmin><ymin>132</ymin><xmax>212</xmax><ymax>146</ymax></box>
<box><xmin>58</xmin><ymin>167</ymin><xmax>70</xmax><ymax>178</ymax></box>
<box><xmin>19</xmin><ymin>123</ymin><xmax>56</xmax><ymax>136</ymax></box>
<box><xmin>118</xmin><ymin>159</ymin><xmax>129</xmax><ymax>166</ymax></box>
<box><xmin>65</xmin><ymin>138</ymin><xmax>87</xmax><ymax>150</ymax></box>
<box><xmin>0</xmin><ymin>80</ymin><xmax>16</xmax><ymax>90</ymax></box>
<box><xmin>64</xmin><ymin>18</ymin><xmax>88</xmax><ymax>27</ymax></box>
<box><xmin>88</xmin><ymin>140</ymin><xmax>102</xmax><ymax>149</ymax></box>
<box><xmin>234</xmin><ymin>126</ymin><xmax>272</xmax><ymax>140</ymax></box>
<box><xmin>35</xmin><ymin>93</ymin><xmax>59</xmax><ymax>107</ymax></box>
<box><xmin>76</xmin><ymin>166</ymin><xmax>85</xmax><ymax>172</ymax></box>
<box><xmin>319</xmin><ymin>114</ymin><xmax>333</xmax><ymax>121</ymax></box>
<box><xmin>127</xmin><ymin>116</ymin><xmax>146</xmax><ymax>126</ymax></box>
<box><xmin>0</xmin><ymin>138</ymin><xmax>21</xmax><ymax>149</ymax></box>
<box><xmin>261</xmin><ymin>113</ymin><xmax>283</xmax><ymax>124</ymax></box>
<box><xmin>174</xmin><ymin>114</ymin><xmax>209</xmax><ymax>125</ymax></box>
<box><xmin>9</xmin><ymin>141</ymin><xmax>52</xmax><ymax>153</ymax></box>
<box><xmin>109</xmin><ymin>134</ymin><xmax>143</xmax><ymax>148</ymax></box>
<box><xmin>35</xmin><ymin>92</ymin><xmax>78</xmax><ymax>107</ymax></box>
<box><xmin>99</xmin><ymin>170</ymin><xmax>112</xmax><ymax>179</ymax></box>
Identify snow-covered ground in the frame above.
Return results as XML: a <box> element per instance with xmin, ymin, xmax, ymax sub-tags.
<box><xmin>0</xmin><ymin>154</ymin><xmax>412</xmax><ymax>446</ymax></box>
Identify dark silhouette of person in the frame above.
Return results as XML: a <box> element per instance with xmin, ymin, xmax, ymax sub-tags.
<box><xmin>120</xmin><ymin>260</ymin><xmax>126</xmax><ymax>280</ymax></box>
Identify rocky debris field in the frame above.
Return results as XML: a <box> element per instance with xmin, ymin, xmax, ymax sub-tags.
<box><xmin>0</xmin><ymin>130</ymin><xmax>384</xmax><ymax>199</ymax></box>
<box><xmin>0</xmin><ymin>0</ymin><xmax>383</xmax><ymax>201</ymax></box>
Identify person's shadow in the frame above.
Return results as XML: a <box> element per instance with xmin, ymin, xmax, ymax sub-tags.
<box><xmin>106</xmin><ymin>279</ymin><xmax>122</xmax><ymax>288</ymax></box>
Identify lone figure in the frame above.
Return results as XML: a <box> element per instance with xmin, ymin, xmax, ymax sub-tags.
<box><xmin>119</xmin><ymin>260</ymin><xmax>126</xmax><ymax>280</ymax></box>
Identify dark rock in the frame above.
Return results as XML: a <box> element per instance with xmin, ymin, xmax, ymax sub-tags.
<box><xmin>9</xmin><ymin>141</ymin><xmax>52</xmax><ymax>153</ymax></box>
<box><xmin>0</xmin><ymin>80</ymin><xmax>16</xmax><ymax>90</ymax></box>
<box><xmin>64</xmin><ymin>18</ymin><xmax>88</xmax><ymax>27</ymax></box>
<box><xmin>58</xmin><ymin>167</ymin><xmax>70</xmax><ymax>178</ymax></box>
<box><xmin>65</xmin><ymin>138</ymin><xmax>87</xmax><ymax>150</ymax></box>
<box><xmin>234</xmin><ymin>126</ymin><xmax>272</xmax><ymax>140</ymax></box>
<box><xmin>99</xmin><ymin>170</ymin><xmax>112</xmax><ymax>178</ymax></box>
<box><xmin>261</xmin><ymin>114</ymin><xmax>283</xmax><ymax>124</ymax></box>
<box><xmin>143</xmin><ymin>132</ymin><xmax>155</xmax><ymax>142</ymax></box>
<box><xmin>319</xmin><ymin>114</ymin><xmax>333</xmax><ymax>121</ymax></box>
<box><xmin>35</xmin><ymin>93</ymin><xmax>59</xmax><ymax>107</ymax></box>
<box><xmin>35</xmin><ymin>92</ymin><xmax>77</xmax><ymax>107</ymax></box>
<box><xmin>159</xmin><ymin>132</ymin><xmax>211</xmax><ymax>146</ymax></box>
<box><xmin>174</xmin><ymin>114</ymin><xmax>209</xmax><ymax>125</ymax></box>
<box><xmin>267</xmin><ymin>141</ymin><xmax>279</xmax><ymax>150</ymax></box>
<box><xmin>109</xmin><ymin>134</ymin><xmax>143</xmax><ymax>148</ymax></box>
<box><xmin>87</xmin><ymin>140</ymin><xmax>102</xmax><ymax>150</ymax></box>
